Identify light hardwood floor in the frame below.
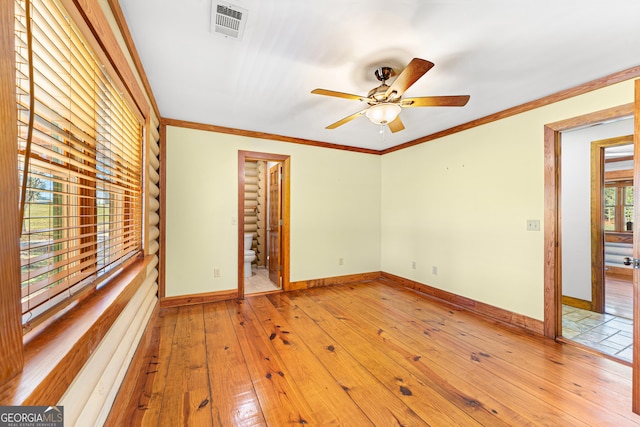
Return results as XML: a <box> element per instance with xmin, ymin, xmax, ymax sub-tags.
<box><xmin>107</xmin><ymin>280</ymin><xmax>640</xmax><ymax>426</ymax></box>
<box><xmin>606</xmin><ymin>275</ymin><xmax>633</xmax><ymax>319</ymax></box>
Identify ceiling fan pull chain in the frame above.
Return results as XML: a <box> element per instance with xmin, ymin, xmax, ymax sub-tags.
<box><xmin>380</xmin><ymin>124</ymin><xmax>386</xmax><ymax>140</ymax></box>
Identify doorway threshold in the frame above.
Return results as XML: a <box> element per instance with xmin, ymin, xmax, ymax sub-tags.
<box><xmin>245</xmin><ymin>267</ymin><xmax>281</xmax><ymax>295</ymax></box>
<box><xmin>561</xmin><ymin>304</ymin><xmax>632</xmax><ymax>364</ymax></box>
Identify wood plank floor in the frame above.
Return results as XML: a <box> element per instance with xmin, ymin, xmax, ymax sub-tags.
<box><xmin>107</xmin><ymin>280</ymin><xmax>640</xmax><ymax>426</ymax></box>
<box><xmin>606</xmin><ymin>276</ymin><xmax>633</xmax><ymax>319</ymax></box>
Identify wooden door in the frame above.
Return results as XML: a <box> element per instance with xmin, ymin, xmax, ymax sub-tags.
<box><xmin>268</xmin><ymin>163</ymin><xmax>282</xmax><ymax>287</ymax></box>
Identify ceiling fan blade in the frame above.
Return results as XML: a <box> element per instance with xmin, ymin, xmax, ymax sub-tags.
<box><xmin>325</xmin><ymin>110</ymin><xmax>367</xmax><ymax>129</ymax></box>
<box><xmin>312</xmin><ymin>88</ymin><xmax>365</xmax><ymax>101</ymax></box>
<box><xmin>387</xmin><ymin>116</ymin><xmax>405</xmax><ymax>133</ymax></box>
<box><xmin>384</xmin><ymin>58</ymin><xmax>434</xmax><ymax>98</ymax></box>
<box><xmin>401</xmin><ymin>95</ymin><xmax>470</xmax><ymax>107</ymax></box>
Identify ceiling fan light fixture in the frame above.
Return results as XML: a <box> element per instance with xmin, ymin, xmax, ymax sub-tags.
<box><xmin>311</xmin><ymin>58</ymin><xmax>467</xmax><ymax>132</ymax></box>
<box><xmin>365</xmin><ymin>103</ymin><xmax>401</xmax><ymax>125</ymax></box>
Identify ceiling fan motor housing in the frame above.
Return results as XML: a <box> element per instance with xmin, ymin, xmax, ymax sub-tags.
<box><xmin>367</xmin><ymin>84</ymin><xmax>391</xmax><ymax>103</ymax></box>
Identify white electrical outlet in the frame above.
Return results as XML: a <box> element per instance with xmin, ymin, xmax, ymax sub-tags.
<box><xmin>214</xmin><ymin>268</ymin><xmax>221</xmax><ymax>278</ymax></box>
<box><xmin>432</xmin><ymin>266</ymin><xmax>438</xmax><ymax>275</ymax></box>
<box><xmin>412</xmin><ymin>261</ymin><xmax>417</xmax><ymax>269</ymax></box>
<box><xmin>338</xmin><ymin>258</ymin><xmax>344</xmax><ymax>266</ymax></box>
<box><xmin>527</xmin><ymin>219</ymin><xmax>540</xmax><ymax>231</ymax></box>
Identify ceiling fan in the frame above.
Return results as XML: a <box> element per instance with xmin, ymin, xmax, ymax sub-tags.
<box><xmin>311</xmin><ymin>58</ymin><xmax>470</xmax><ymax>133</ymax></box>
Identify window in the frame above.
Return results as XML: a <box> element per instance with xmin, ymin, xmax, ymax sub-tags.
<box><xmin>15</xmin><ymin>0</ymin><xmax>143</xmax><ymax>329</ymax></box>
<box><xmin>604</xmin><ymin>181</ymin><xmax>634</xmax><ymax>232</ymax></box>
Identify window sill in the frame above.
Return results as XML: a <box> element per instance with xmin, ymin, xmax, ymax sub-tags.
<box><xmin>0</xmin><ymin>255</ymin><xmax>154</xmax><ymax>405</ymax></box>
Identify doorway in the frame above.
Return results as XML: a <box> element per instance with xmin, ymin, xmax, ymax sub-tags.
<box><xmin>592</xmin><ymin>138</ymin><xmax>634</xmax><ymax>317</ymax></box>
<box><xmin>237</xmin><ymin>151</ymin><xmax>290</xmax><ymax>297</ymax></box>
<box><xmin>543</xmin><ymin>98</ymin><xmax>640</xmax><ymax>414</ymax></box>
<box><xmin>560</xmin><ymin>131</ymin><xmax>634</xmax><ymax>362</ymax></box>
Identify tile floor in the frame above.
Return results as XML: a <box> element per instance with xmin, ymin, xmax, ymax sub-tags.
<box><xmin>245</xmin><ymin>266</ymin><xmax>281</xmax><ymax>294</ymax></box>
<box><xmin>562</xmin><ymin>304</ymin><xmax>633</xmax><ymax>362</ymax></box>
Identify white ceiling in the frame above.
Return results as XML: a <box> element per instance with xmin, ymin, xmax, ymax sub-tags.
<box><xmin>118</xmin><ymin>0</ymin><xmax>640</xmax><ymax>151</ymax></box>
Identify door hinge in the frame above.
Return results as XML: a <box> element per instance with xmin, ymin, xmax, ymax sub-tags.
<box><xmin>623</xmin><ymin>257</ymin><xmax>640</xmax><ymax>269</ymax></box>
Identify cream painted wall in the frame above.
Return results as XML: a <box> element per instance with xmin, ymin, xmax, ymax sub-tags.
<box><xmin>381</xmin><ymin>80</ymin><xmax>635</xmax><ymax>320</ymax></box>
<box><xmin>166</xmin><ymin>79</ymin><xmax>635</xmax><ymax>316</ymax></box>
<box><xmin>165</xmin><ymin>127</ymin><xmax>381</xmax><ymax>297</ymax></box>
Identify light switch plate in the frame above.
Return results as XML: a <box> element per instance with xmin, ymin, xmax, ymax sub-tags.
<box><xmin>527</xmin><ymin>219</ymin><xmax>540</xmax><ymax>231</ymax></box>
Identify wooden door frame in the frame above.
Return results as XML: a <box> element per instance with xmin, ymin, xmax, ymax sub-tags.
<box><xmin>543</xmin><ymin>102</ymin><xmax>633</xmax><ymax>337</ymax></box>
<box><xmin>237</xmin><ymin>150</ymin><xmax>290</xmax><ymax>298</ymax></box>
<box><xmin>590</xmin><ymin>135</ymin><xmax>635</xmax><ymax>314</ymax></box>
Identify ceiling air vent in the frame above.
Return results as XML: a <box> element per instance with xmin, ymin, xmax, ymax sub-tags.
<box><xmin>212</xmin><ymin>1</ymin><xmax>248</xmax><ymax>40</ymax></box>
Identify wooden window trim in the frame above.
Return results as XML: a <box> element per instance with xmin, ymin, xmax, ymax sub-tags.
<box><xmin>0</xmin><ymin>254</ymin><xmax>152</xmax><ymax>405</ymax></box>
<box><xmin>0</xmin><ymin>0</ymin><xmax>24</xmax><ymax>387</ymax></box>
<box><xmin>60</xmin><ymin>0</ymin><xmax>149</xmax><ymax>121</ymax></box>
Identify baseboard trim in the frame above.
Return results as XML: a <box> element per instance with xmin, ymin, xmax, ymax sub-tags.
<box><xmin>380</xmin><ymin>272</ymin><xmax>544</xmax><ymax>335</ymax></box>
<box><xmin>288</xmin><ymin>272</ymin><xmax>382</xmax><ymax>291</ymax></box>
<box><xmin>160</xmin><ymin>289</ymin><xmax>238</xmax><ymax>308</ymax></box>
<box><xmin>157</xmin><ymin>272</ymin><xmax>543</xmax><ymax>335</ymax></box>
<box><xmin>562</xmin><ymin>295</ymin><xmax>592</xmax><ymax>311</ymax></box>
